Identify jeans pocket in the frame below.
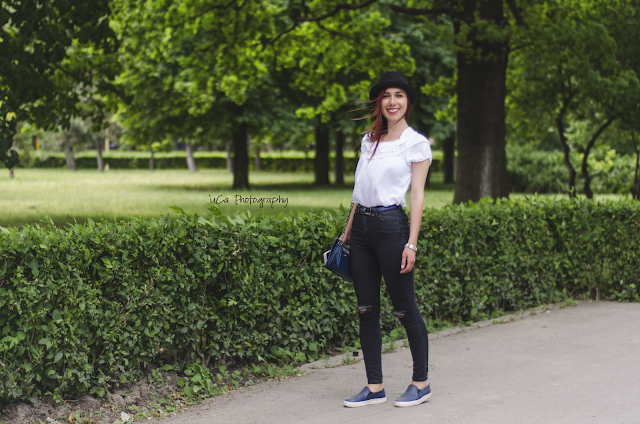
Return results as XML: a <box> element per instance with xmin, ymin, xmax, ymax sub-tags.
<box><xmin>379</xmin><ymin>210</ymin><xmax>400</xmax><ymax>223</ymax></box>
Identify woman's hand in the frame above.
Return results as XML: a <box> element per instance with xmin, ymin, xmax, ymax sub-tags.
<box><xmin>339</xmin><ymin>230</ymin><xmax>351</xmax><ymax>245</ymax></box>
<box><xmin>400</xmin><ymin>247</ymin><xmax>416</xmax><ymax>273</ymax></box>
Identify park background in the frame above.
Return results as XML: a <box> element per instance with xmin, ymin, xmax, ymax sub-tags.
<box><xmin>1</xmin><ymin>0</ymin><xmax>640</xmax><ymax>423</ymax></box>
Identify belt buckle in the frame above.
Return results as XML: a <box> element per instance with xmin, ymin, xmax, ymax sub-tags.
<box><xmin>360</xmin><ymin>206</ymin><xmax>375</xmax><ymax>216</ymax></box>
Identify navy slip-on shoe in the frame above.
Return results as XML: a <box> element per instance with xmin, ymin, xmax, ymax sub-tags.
<box><xmin>394</xmin><ymin>384</ymin><xmax>432</xmax><ymax>407</ymax></box>
<box><xmin>343</xmin><ymin>387</ymin><xmax>387</xmax><ymax>407</ymax></box>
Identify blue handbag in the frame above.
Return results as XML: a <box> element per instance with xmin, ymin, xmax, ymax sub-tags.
<box><xmin>324</xmin><ymin>203</ymin><xmax>354</xmax><ymax>283</ymax></box>
<box><xmin>324</xmin><ymin>238</ymin><xmax>353</xmax><ymax>282</ymax></box>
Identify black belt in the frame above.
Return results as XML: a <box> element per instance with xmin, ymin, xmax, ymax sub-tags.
<box><xmin>355</xmin><ymin>205</ymin><xmax>400</xmax><ymax>216</ymax></box>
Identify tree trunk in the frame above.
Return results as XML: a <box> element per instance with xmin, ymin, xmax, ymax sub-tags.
<box><xmin>232</xmin><ymin>123</ymin><xmax>250</xmax><ymax>189</ymax></box>
<box><xmin>252</xmin><ymin>136</ymin><xmax>262</xmax><ymax>171</ymax></box>
<box><xmin>314</xmin><ymin>121</ymin><xmax>330</xmax><ymax>185</ymax></box>
<box><xmin>5</xmin><ymin>148</ymin><xmax>18</xmax><ymax>175</ymax></box>
<box><xmin>453</xmin><ymin>0</ymin><xmax>510</xmax><ymax>204</ymax></box>
<box><xmin>226</xmin><ymin>142</ymin><xmax>233</xmax><ymax>173</ymax></box>
<box><xmin>335</xmin><ymin>130</ymin><xmax>345</xmax><ymax>185</ymax></box>
<box><xmin>65</xmin><ymin>145</ymin><xmax>76</xmax><ymax>171</ymax></box>
<box><xmin>632</xmin><ymin>132</ymin><xmax>639</xmax><ymax>200</ymax></box>
<box><xmin>185</xmin><ymin>141</ymin><xmax>198</xmax><ymax>172</ymax></box>
<box><xmin>581</xmin><ymin>117</ymin><xmax>615</xmax><ymax>199</ymax></box>
<box><xmin>96</xmin><ymin>137</ymin><xmax>104</xmax><ymax>172</ymax></box>
<box><xmin>150</xmin><ymin>145</ymin><xmax>155</xmax><ymax>171</ymax></box>
<box><xmin>442</xmin><ymin>134</ymin><xmax>455</xmax><ymax>184</ymax></box>
<box><xmin>557</xmin><ymin>118</ymin><xmax>577</xmax><ymax>197</ymax></box>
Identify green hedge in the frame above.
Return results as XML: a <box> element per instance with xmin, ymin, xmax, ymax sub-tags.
<box><xmin>25</xmin><ymin>151</ymin><xmax>443</xmax><ymax>174</ymax></box>
<box><xmin>1</xmin><ymin>198</ymin><xmax>639</xmax><ymax>404</ymax></box>
<box><xmin>29</xmin><ymin>155</ymin><xmax>355</xmax><ymax>172</ymax></box>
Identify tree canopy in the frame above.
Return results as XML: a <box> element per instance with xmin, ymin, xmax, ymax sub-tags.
<box><xmin>4</xmin><ymin>0</ymin><xmax>640</xmax><ymax>200</ymax></box>
<box><xmin>507</xmin><ymin>0</ymin><xmax>640</xmax><ymax>197</ymax></box>
<box><xmin>1</xmin><ymin>0</ymin><xmax>119</xmax><ymax>169</ymax></box>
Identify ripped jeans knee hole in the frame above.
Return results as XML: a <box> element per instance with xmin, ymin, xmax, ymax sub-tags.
<box><xmin>393</xmin><ymin>310</ymin><xmax>406</xmax><ymax>319</ymax></box>
<box><xmin>357</xmin><ymin>305</ymin><xmax>373</xmax><ymax>314</ymax></box>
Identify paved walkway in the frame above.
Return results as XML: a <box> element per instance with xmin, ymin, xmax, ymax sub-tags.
<box><xmin>152</xmin><ymin>301</ymin><xmax>640</xmax><ymax>424</ymax></box>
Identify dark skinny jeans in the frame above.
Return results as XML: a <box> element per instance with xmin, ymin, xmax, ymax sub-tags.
<box><xmin>350</xmin><ymin>206</ymin><xmax>429</xmax><ymax>385</ymax></box>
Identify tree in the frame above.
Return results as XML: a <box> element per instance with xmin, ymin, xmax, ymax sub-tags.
<box><xmin>1</xmin><ymin>0</ymin><xmax>119</xmax><ymax>173</ymax></box>
<box><xmin>507</xmin><ymin>0</ymin><xmax>640</xmax><ymax>198</ymax></box>
<box><xmin>604</xmin><ymin>0</ymin><xmax>640</xmax><ymax>200</ymax></box>
<box><xmin>110</xmin><ymin>15</ymin><xmax>210</xmax><ymax>173</ymax></box>
<box><xmin>58</xmin><ymin>119</ymin><xmax>94</xmax><ymax>171</ymax></box>
<box><xmin>112</xmin><ymin>0</ymin><xmax>415</xmax><ymax>188</ymax></box>
<box><xmin>112</xmin><ymin>0</ymin><xmax>287</xmax><ymax>186</ymax></box>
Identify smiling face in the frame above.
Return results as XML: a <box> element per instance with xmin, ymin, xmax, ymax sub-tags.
<box><xmin>381</xmin><ymin>87</ymin><xmax>409</xmax><ymax>123</ymax></box>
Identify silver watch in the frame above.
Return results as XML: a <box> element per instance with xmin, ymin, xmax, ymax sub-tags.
<box><xmin>404</xmin><ymin>243</ymin><xmax>417</xmax><ymax>252</ymax></box>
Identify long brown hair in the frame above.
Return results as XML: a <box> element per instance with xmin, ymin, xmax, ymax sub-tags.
<box><xmin>357</xmin><ymin>89</ymin><xmax>412</xmax><ymax>160</ymax></box>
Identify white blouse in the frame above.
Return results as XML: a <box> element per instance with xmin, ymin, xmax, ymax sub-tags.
<box><xmin>352</xmin><ymin>127</ymin><xmax>432</xmax><ymax>208</ymax></box>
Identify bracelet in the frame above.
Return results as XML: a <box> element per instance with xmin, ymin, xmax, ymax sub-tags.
<box><xmin>404</xmin><ymin>243</ymin><xmax>417</xmax><ymax>252</ymax></box>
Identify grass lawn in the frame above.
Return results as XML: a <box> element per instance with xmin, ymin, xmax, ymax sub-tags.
<box><xmin>1</xmin><ymin>169</ymin><xmax>456</xmax><ymax>228</ymax></box>
<box><xmin>1</xmin><ymin>169</ymin><xmax>628</xmax><ymax>229</ymax></box>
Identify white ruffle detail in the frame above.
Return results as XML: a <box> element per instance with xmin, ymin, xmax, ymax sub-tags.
<box><xmin>360</xmin><ymin>127</ymin><xmax>429</xmax><ymax>160</ymax></box>
<box><xmin>407</xmin><ymin>139</ymin><xmax>432</xmax><ymax>163</ymax></box>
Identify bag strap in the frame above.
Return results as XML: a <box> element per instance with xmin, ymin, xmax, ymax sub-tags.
<box><xmin>339</xmin><ymin>201</ymin><xmax>354</xmax><ymax>242</ymax></box>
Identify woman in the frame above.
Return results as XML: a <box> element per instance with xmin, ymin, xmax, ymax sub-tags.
<box><xmin>341</xmin><ymin>71</ymin><xmax>432</xmax><ymax>408</ymax></box>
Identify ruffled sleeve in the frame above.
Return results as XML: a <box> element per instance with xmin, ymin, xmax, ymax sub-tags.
<box><xmin>406</xmin><ymin>136</ymin><xmax>432</xmax><ymax>164</ymax></box>
<box><xmin>358</xmin><ymin>133</ymin><xmax>371</xmax><ymax>158</ymax></box>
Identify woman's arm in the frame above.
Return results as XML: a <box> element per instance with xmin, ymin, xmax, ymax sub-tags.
<box><xmin>339</xmin><ymin>204</ymin><xmax>357</xmax><ymax>245</ymax></box>
<box><xmin>401</xmin><ymin>159</ymin><xmax>431</xmax><ymax>274</ymax></box>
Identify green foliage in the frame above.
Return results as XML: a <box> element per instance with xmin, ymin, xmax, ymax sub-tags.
<box><xmin>507</xmin><ymin>145</ymin><xmax>637</xmax><ymax>194</ymax></box>
<box><xmin>1</xmin><ymin>0</ymin><xmax>119</xmax><ymax>169</ymax></box>
<box><xmin>109</xmin><ymin>0</ymin><xmax>418</xmax><ymax>164</ymax></box>
<box><xmin>1</xmin><ymin>198</ymin><xmax>639</xmax><ymax>405</ymax></box>
<box><xmin>506</xmin><ymin>0</ymin><xmax>640</xmax><ymax>196</ymax></box>
<box><xmin>178</xmin><ymin>363</ymin><xmax>226</xmax><ymax>397</ymax></box>
<box><xmin>417</xmin><ymin>197</ymin><xmax>640</xmax><ymax>322</ymax></box>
